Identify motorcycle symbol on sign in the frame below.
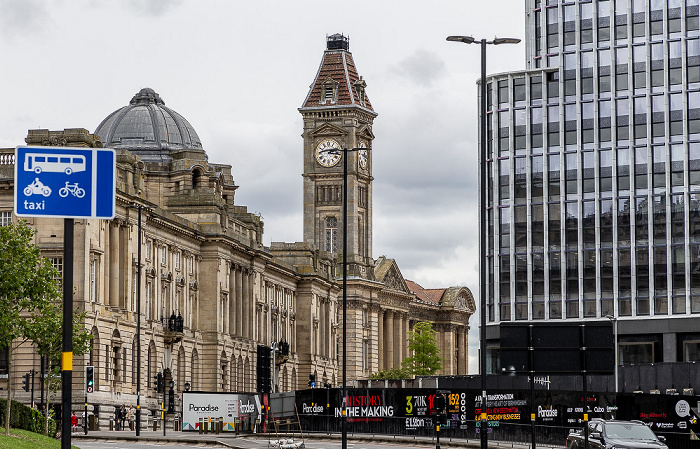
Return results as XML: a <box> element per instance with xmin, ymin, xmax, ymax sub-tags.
<box><xmin>59</xmin><ymin>182</ymin><xmax>85</xmax><ymax>198</ymax></box>
<box><xmin>24</xmin><ymin>178</ymin><xmax>51</xmax><ymax>197</ymax></box>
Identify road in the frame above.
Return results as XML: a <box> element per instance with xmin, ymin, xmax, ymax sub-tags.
<box><xmin>73</xmin><ymin>437</ymin><xmax>441</xmax><ymax>449</ymax></box>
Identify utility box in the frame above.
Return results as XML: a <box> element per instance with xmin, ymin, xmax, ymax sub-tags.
<box><xmin>88</xmin><ymin>415</ymin><xmax>97</xmax><ymax>431</ymax></box>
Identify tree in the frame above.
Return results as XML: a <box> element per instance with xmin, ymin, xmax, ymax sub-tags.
<box><xmin>24</xmin><ymin>299</ymin><xmax>92</xmax><ymax>435</ymax></box>
<box><xmin>402</xmin><ymin>321</ymin><xmax>443</xmax><ymax>376</ymax></box>
<box><xmin>369</xmin><ymin>321</ymin><xmax>443</xmax><ymax>379</ymax></box>
<box><xmin>0</xmin><ymin>221</ymin><xmax>61</xmax><ymax>435</ymax></box>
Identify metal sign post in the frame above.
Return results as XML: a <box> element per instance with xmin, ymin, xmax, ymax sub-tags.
<box><xmin>14</xmin><ymin>145</ymin><xmax>115</xmax><ymax>449</ymax></box>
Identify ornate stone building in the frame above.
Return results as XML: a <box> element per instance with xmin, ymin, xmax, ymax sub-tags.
<box><xmin>0</xmin><ymin>34</ymin><xmax>474</xmax><ymax>417</ymax></box>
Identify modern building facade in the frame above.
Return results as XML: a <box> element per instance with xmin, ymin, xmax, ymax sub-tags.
<box><xmin>483</xmin><ymin>0</ymin><xmax>700</xmax><ymax>372</ymax></box>
<box><xmin>0</xmin><ymin>34</ymin><xmax>474</xmax><ymax>418</ymax></box>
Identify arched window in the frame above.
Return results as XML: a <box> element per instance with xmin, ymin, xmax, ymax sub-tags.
<box><xmin>191</xmin><ymin>349</ymin><xmax>199</xmax><ymax>391</ymax></box>
<box><xmin>220</xmin><ymin>351</ymin><xmax>228</xmax><ymax>391</ymax></box>
<box><xmin>132</xmin><ymin>339</ymin><xmax>138</xmax><ymax>388</ymax></box>
<box><xmin>192</xmin><ymin>169</ymin><xmax>203</xmax><ymax>189</ymax></box>
<box><xmin>148</xmin><ymin>341</ymin><xmax>157</xmax><ymax>396</ymax></box>
<box><xmin>325</xmin><ymin>217</ymin><xmax>338</xmax><ymax>252</ymax></box>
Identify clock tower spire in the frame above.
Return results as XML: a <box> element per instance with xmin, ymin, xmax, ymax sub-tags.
<box><xmin>299</xmin><ymin>34</ymin><xmax>377</xmax><ymax>279</ymax></box>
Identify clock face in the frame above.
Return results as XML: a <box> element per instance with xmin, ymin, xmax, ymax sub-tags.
<box><xmin>358</xmin><ymin>142</ymin><xmax>368</xmax><ymax>169</ymax></box>
<box><xmin>315</xmin><ymin>139</ymin><xmax>342</xmax><ymax>167</ymax></box>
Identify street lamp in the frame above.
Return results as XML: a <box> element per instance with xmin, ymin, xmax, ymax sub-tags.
<box><xmin>447</xmin><ymin>34</ymin><xmax>520</xmax><ymax>449</ymax></box>
<box><xmin>127</xmin><ymin>203</ymin><xmax>153</xmax><ymax>436</ymax></box>
<box><xmin>340</xmin><ymin>146</ymin><xmax>364</xmax><ymax>449</ymax></box>
<box><xmin>606</xmin><ymin>315</ymin><xmax>619</xmax><ymax>393</ymax></box>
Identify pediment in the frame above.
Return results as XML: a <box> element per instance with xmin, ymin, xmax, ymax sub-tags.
<box><xmin>375</xmin><ymin>257</ymin><xmax>409</xmax><ymax>293</ymax></box>
<box><xmin>441</xmin><ymin>286</ymin><xmax>476</xmax><ymax>312</ymax></box>
<box><xmin>356</xmin><ymin>125</ymin><xmax>375</xmax><ymax>141</ymax></box>
<box><xmin>309</xmin><ymin>123</ymin><xmax>348</xmax><ymax>139</ymax></box>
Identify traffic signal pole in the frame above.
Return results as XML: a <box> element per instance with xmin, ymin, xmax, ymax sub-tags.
<box><xmin>61</xmin><ymin>218</ymin><xmax>74</xmax><ymax>449</ymax></box>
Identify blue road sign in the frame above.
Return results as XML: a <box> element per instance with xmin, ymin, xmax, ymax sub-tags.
<box><xmin>14</xmin><ymin>146</ymin><xmax>116</xmax><ymax>219</ymax></box>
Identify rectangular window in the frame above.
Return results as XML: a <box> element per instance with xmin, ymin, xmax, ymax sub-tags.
<box><xmin>513</xmin><ymin>78</ymin><xmax>526</xmax><ymax>106</ymax></box>
<box><xmin>685</xmin><ymin>341</ymin><xmax>700</xmax><ymax>362</ymax></box>
<box><xmin>531</xmin><ymin>76</ymin><xmax>542</xmax><ymax>104</ymax></box>
<box><xmin>620</xmin><ymin>342</ymin><xmax>654</xmax><ymax>364</ymax></box>
<box><xmin>50</xmin><ymin>257</ymin><xmax>63</xmax><ymax>281</ymax></box>
<box><xmin>0</xmin><ymin>211</ymin><xmax>11</xmax><ymax>226</ymax></box>
<box><xmin>91</xmin><ymin>259</ymin><xmax>97</xmax><ymax>303</ymax></box>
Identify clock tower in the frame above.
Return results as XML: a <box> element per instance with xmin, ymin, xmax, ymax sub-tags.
<box><xmin>299</xmin><ymin>34</ymin><xmax>377</xmax><ymax>278</ymax></box>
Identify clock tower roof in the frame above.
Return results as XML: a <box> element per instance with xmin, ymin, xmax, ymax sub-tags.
<box><xmin>300</xmin><ymin>34</ymin><xmax>375</xmax><ymax>114</ymax></box>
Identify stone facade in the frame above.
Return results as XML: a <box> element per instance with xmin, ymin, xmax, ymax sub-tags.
<box><xmin>0</xmin><ymin>34</ymin><xmax>474</xmax><ymax>419</ymax></box>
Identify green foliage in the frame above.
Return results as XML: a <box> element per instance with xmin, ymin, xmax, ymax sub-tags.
<box><xmin>23</xmin><ymin>301</ymin><xmax>92</xmax><ymax>436</ymax></box>
<box><xmin>369</xmin><ymin>367</ymin><xmax>410</xmax><ymax>380</ymax></box>
<box><xmin>0</xmin><ymin>400</ymin><xmax>56</xmax><ymax>437</ymax></box>
<box><xmin>0</xmin><ymin>220</ymin><xmax>66</xmax><ymax>435</ymax></box>
<box><xmin>369</xmin><ymin>321</ymin><xmax>443</xmax><ymax>380</ymax></box>
<box><xmin>402</xmin><ymin>321</ymin><xmax>443</xmax><ymax>376</ymax></box>
<box><xmin>0</xmin><ymin>220</ymin><xmax>61</xmax><ymax>348</ymax></box>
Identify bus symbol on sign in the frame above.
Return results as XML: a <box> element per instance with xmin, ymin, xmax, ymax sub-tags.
<box><xmin>14</xmin><ymin>146</ymin><xmax>115</xmax><ymax>219</ymax></box>
<box><xmin>24</xmin><ymin>153</ymin><xmax>87</xmax><ymax>175</ymax></box>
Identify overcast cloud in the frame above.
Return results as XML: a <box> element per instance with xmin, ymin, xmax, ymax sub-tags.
<box><xmin>0</xmin><ymin>0</ymin><xmax>526</xmax><ymax>373</ymax></box>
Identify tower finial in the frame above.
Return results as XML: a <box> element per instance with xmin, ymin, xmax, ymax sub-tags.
<box><xmin>326</xmin><ymin>34</ymin><xmax>349</xmax><ymax>51</ymax></box>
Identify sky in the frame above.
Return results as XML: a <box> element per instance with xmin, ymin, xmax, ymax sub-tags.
<box><xmin>0</xmin><ymin>0</ymin><xmax>526</xmax><ymax>373</ymax></box>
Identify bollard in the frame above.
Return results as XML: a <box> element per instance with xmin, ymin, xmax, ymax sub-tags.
<box><xmin>203</xmin><ymin>419</ymin><xmax>209</xmax><ymax>434</ymax></box>
<box><xmin>235</xmin><ymin>418</ymin><xmax>239</xmax><ymax>435</ymax></box>
<box><xmin>153</xmin><ymin>418</ymin><xmax>158</xmax><ymax>431</ymax></box>
<box><xmin>199</xmin><ymin>418</ymin><xmax>203</xmax><ymax>434</ymax></box>
<box><xmin>220</xmin><ymin>417</ymin><xmax>224</xmax><ymax>433</ymax></box>
<box><xmin>109</xmin><ymin>418</ymin><xmax>113</xmax><ymax>431</ymax></box>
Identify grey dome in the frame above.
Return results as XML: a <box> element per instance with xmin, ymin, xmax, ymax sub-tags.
<box><xmin>95</xmin><ymin>88</ymin><xmax>203</xmax><ymax>163</ymax></box>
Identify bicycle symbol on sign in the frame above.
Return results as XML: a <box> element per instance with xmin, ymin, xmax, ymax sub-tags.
<box><xmin>59</xmin><ymin>182</ymin><xmax>85</xmax><ymax>198</ymax></box>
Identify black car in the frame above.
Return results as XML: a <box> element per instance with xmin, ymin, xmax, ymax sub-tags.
<box><xmin>566</xmin><ymin>419</ymin><xmax>668</xmax><ymax>449</ymax></box>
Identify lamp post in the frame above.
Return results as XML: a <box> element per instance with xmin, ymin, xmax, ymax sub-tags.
<box><xmin>127</xmin><ymin>203</ymin><xmax>152</xmax><ymax>436</ymax></box>
<box><xmin>606</xmin><ymin>315</ymin><xmax>619</xmax><ymax>393</ymax></box>
<box><xmin>339</xmin><ymin>146</ymin><xmax>364</xmax><ymax>449</ymax></box>
<box><xmin>447</xmin><ymin>35</ymin><xmax>520</xmax><ymax>449</ymax></box>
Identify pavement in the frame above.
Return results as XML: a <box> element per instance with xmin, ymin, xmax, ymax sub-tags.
<box><xmin>70</xmin><ymin>428</ymin><xmax>488</xmax><ymax>448</ymax></box>
<box><xmin>70</xmin><ymin>428</ymin><xmax>566</xmax><ymax>449</ymax></box>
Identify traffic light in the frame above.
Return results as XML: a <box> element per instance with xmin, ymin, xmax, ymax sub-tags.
<box><xmin>153</xmin><ymin>372</ymin><xmax>163</xmax><ymax>393</ymax></box>
<box><xmin>256</xmin><ymin>345</ymin><xmax>271</xmax><ymax>393</ymax></box>
<box><xmin>308</xmin><ymin>374</ymin><xmax>316</xmax><ymax>388</ymax></box>
<box><xmin>434</xmin><ymin>394</ymin><xmax>445</xmax><ymax>413</ymax></box>
<box><xmin>168</xmin><ymin>386</ymin><xmax>175</xmax><ymax>413</ymax></box>
<box><xmin>21</xmin><ymin>373</ymin><xmax>30</xmax><ymax>392</ymax></box>
<box><xmin>85</xmin><ymin>366</ymin><xmax>94</xmax><ymax>393</ymax></box>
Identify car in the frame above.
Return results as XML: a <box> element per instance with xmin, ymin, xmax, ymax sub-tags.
<box><xmin>566</xmin><ymin>418</ymin><xmax>668</xmax><ymax>449</ymax></box>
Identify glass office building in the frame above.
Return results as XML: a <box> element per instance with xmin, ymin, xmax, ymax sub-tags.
<box><xmin>483</xmin><ymin>0</ymin><xmax>700</xmax><ymax>371</ymax></box>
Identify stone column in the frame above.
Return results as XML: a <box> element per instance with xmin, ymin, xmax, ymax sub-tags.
<box><xmin>109</xmin><ymin>222</ymin><xmax>120</xmax><ymax>307</ymax></box>
<box><xmin>444</xmin><ymin>325</ymin><xmax>455</xmax><ymax>374</ymax></box>
<box><xmin>229</xmin><ymin>266</ymin><xmax>236</xmax><ymax>335</ymax></box>
<box><xmin>235</xmin><ymin>267</ymin><xmax>243</xmax><ymax>336</ymax></box>
<box><xmin>377</xmin><ymin>308</ymin><xmax>384</xmax><ymax>371</ymax></box>
<box><xmin>386</xmin><ymin>310</ymin><xmax>394</xmax><ymax>369</ymax></box>
<box><xmin>241</xmin><ymin>273</ymin><xmax>252</xmax><ymax>338</ymax></box>
<box><xmin>249</xmin><ymin>271</ymin><xmax>256</xmax><ymax>340</ymax></box>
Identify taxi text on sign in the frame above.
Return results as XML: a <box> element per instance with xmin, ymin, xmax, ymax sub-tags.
<box><xmin>14</xmin><ymin>146</ymin><xmax>116</xmax><ymax>219</ymax></box>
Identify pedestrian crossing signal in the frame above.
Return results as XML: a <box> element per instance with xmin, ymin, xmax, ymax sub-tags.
<box><xmin>85</xmin><ymin>366</ymin><xmax>94</xmax><ymax>393</ymax></box>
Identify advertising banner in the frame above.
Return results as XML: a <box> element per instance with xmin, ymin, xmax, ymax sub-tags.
<box><xmin>295</xmin><ymin>388</ymin><xmax>620</xmax><ymax>437</ymax></box>
<box><xmin>182</xmin><ymin>392</ymin><xmax>260</xmax><ymax>431</ymax></box>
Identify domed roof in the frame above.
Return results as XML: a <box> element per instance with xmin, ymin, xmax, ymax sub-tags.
<box><xmin>95</xmin><ymin>88</ymin><xmax>203</xmax><ymax>163</ymax></box>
